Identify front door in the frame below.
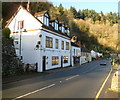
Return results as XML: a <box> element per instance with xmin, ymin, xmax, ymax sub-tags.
<box><xmin>42</xmin><ymin>56</ymin><xmax>46</xmax><ymax>71</ymax></box>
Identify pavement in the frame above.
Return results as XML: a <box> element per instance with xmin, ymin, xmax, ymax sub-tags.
<box><xmin>2</xmin><ymin>64</ymin><xmax>79</xmax><ymax>84</ymax></box>
<box><xmin>2</xmin><ymin>60</ymin><xmax>120</xmax><ymax>99</ymax></box>
<box><xmin>99</xmin><ymin>69</ymin><xmax>120</xmax><ymax>98</ymax></box>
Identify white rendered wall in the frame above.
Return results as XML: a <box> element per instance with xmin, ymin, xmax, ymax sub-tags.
<box><xmin>8</xmin><ymin>7</ymin><xmax>42</xmax><ymax>33</ymax></box>
<box><xmin>40</xmin><ymin>29</ymin><xmax>71</xmax><ymax>70</ymax></box>
<box><xmin>71</xmin><ymin>46</ymin><xmax>81</xmax><ymax>66</ymax></box>
<box><xmin>8</xmin><ymin>7</ymin><xmax>71</xmax><ymax>72</ymax></box>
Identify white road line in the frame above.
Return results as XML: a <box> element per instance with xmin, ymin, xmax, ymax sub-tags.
<box><xmin>12</xmin><ymin>84</ymin><xmax>55</xmax><ymax>100</ymax></box>
<box><xmin>66</xmin><ymin>75</ymin><xmax>79</xmax><ymax>81</ymax></box>
<box><xmin>95</xmin><ymin>68</ymin><xmax>112</xmax><ymax>100</ymax></box>
<box><xmin>59</xmin><ymin>81</ymin><xmax>62</xmax><ymax>83</ymax></box>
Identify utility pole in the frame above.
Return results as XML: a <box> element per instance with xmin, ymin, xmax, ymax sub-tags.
<box><xmin>18</xmin><ymin>22</ymin><xmax>22</xmax><ymax>60</ymax></box>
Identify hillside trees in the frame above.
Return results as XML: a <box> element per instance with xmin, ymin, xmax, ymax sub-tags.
<box><xmin>2</xmin><ymin>2</ymin><xmax>119</xmax><ymax>53</ymax></box>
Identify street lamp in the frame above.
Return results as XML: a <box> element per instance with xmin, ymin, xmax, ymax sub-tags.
<box><xmin>18</xmin><ymin>21</ymin><xmax>22</xmax><ymax>60</ymax></box>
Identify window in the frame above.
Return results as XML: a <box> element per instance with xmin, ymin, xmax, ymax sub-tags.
<box><xmin>66</xmin><ymin>42</ymin><xmax>69</xmax><ymax>50</ymax></box>
<box><xmin>52</xmin><ymin>22</ymin><xmax>54</xmax><ymax>28</ymax></box>
<box><xmin>62</xmin><ymin>26</ymin><xmax>65</xmax><ymax>33</ymax></box>
<box><xmin>59</xmin><ymin>26</ymin><xmax>62</xmax><ymax>31</ymax></box>
<box><xmin>47</xmin><ymin>18</ymin><xmax>49</xmax><ymax>26</ymax></box>
<box><xmin>14</xmin><ymin>41</ymin><xmax>18</xmax><ymax>44</ymax></box>
<box><xmin>52</xmin><ymin>57</ymin><xmax>59</xmax><ymax>65</ymax></box>
<box><xmin>44</xmin><ymin>15</ymin><xmax>49</xmax><ymax>26</ymax></box>
<box><xmin>18</xmin><ymin>20</ymin><xmax>24</xmax><ymax>29</ymax></box>
<box><xmin>56</xmin><ymin>23</ymin><xmax>58</xmax><ymax>30</ymax></box>
<box><xmin>61</xmin><ymin>41</ymin><xmax>64</xmax><ymax>50</ymax></box>
<box><xmin>55</xmin><ymin>21</ymin><xmax>58</xmax><ymax>30</ymax></box>
<box><xmin>46</xmin><ymin>36</ymin><xmax>53</xmax><ymax>48</ymax></box>
<box><xmin>14</xmin><ymin>41</ymin><xmax>19</xmax><ymax>49</ymax></box>
<box><xmin>76</xmin><ymin>50</ymin><xmax>79</xmax><ymax>55</ymax></box>
<box><xmin>74</xmin><ymin>49</ymin><xmax>76</xmax><ymax>55</ymax></box>
<box><xmin>55</xmin><ymin>39</ymin><xmax>58</xmax><ymax>49</ymax></box>
<box><xmin>64</xmin><ymin>56</ymin><xmax>68</xmax><ymax>63</ymax></box>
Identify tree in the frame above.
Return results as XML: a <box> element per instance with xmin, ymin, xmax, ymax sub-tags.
<box><xmin>2</xmin><ymin>28</ymin><xmax>11</xmax><ymax>39</ymax></box>
<box><xmin>30</xmin><ymin>2</ymin><xmax>53</xmax><ymax>13</ymax></box>
<box><xmin>58</xmin><ymin>4</ymin><xmax>64</xmax><ymax>15</ymax></box>
<box><xmin>70</xmin><ymin>6</ymin><xmax>78</xmax><ymax>18</ymax></box>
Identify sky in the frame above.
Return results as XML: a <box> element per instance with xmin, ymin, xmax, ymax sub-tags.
<box><xmin>49</xmin><ymin>0</ymin><xmax>119</xmax><ymax>14</ymax></box>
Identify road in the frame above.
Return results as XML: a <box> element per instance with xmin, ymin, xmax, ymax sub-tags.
<box><xmin>2</xmin><ymin>60</ymin><xmax>111</xmax><ymax>99</ymax></box>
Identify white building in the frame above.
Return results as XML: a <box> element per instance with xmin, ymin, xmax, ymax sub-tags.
<box><xmin>96</xmin><ymin>52</ymin><xmax>103</xmax><ymax>58</ymax></box>
<box><xmin>6</xmin><ymin>5</ymin><xmax>71</xmax><ymax>72</ymax></box>
<box><xmin>71</xmin><ymin>42</ymin><xmax>81</xmax><ymax>66</ymax></box>
<box><xmin>91</xmin><ymin>50</ymin><xmax>97</xmax><ymax>59</ymax></box>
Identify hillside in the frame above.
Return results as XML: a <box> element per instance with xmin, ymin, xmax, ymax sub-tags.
<box><xmin>49</xmin><ymin>4</ymin><xmax>119</xmax><ymax>53</ymax></box>
<box><xmin>2</xmin><ymin>2</ymin><xmax>119</xmax><ymax>54</ymax></box>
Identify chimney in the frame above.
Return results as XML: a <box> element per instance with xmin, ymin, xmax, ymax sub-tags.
<box><xmin>27</xmin><ymin>0</ymin><xmax>30</xmax><ymax>11</ymax></box>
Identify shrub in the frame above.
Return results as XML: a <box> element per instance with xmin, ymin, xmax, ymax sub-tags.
<box><xmin>2</xmin><ymin>27</ymin><xmax>11</xmax><ymax>39</ymax></box>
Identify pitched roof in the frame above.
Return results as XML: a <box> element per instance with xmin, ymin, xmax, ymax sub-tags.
<box><xmin>5</xmin><ymin>5</ymin><xmax>22</xmax><ymax>27</ymax></box>
<box><xmin>5</xmin><ymin>5</ymin><xmax>43</xmax><ymax>27</ymax></box>
<box><xmin>34</xmin><ymin>10</ymin><xmax>48</xmax><ymax>16</ymax></box>
<box><xmin>42</xmin><ymin>24</ymin><xmax>70</xmax><ymax>38</ymax></box>
<box><xmin>5</xmin><ymin>5</ymin><xmax>70</xmax><ymax>39</ymax></box>
<box><xmin>71</xmin><ymin>42</ymin><xmax>79</xmax><ymax>47</ymax></box>
<box><xmin>50</xmin><ymin>17</ymin><xmax>58</xmax><ymax>22</ymax></box>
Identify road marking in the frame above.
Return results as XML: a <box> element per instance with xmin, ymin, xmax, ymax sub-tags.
<box><xmin>12</xmin><ymin>84</ymin><xmax>55</xmax><ymax>100</ymax></box>
<box><xmin>59</xmin><ymin>81</ymin><xmax>62</xmax><ymax>83</ymax></box>
<box><xmin>66</xmin><ymin>75</ymin><xmax>79</xmax><ymax>81</ymax></box>
<box><xmin>95</xmin><ymin>68</ymin><xmax>112</xmax><ymax>100</ymax></box>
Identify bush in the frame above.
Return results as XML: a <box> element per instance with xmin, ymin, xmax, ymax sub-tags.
<box><xmin>2</xmin><ymin>27</ymin><xmax>11</xmax><ymax>39</ymax></box>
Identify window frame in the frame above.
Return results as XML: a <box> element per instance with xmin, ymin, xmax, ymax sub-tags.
<box><xmin>66</xmin><ymin>42</ymin><xmax>69</xmax><ymax>50</ymax></box>
<box><xmin>52</xmin><ymin>56</ymin><xmax>59</xmax><ymax>66</ymax></box>
<box><xmin>46</xmin><ymin>36</ymin><xmax>53</xmax><ymax>48</ymax></box>
<box><xmin>44</xmin><ymin>13</ymin><xmax>49</xmax><ymax>26</ymax></box>
<box><xmin>64</xmin><ymin>56</ymin><xmax>68</xmax><ymax>63</ymax></box>
<box><xmin>55</xmin><ymin>39</ymin><xmax>59</xmax><ymax>49</ymax></box>
<box><xmin>61</xmin><ymin>41</ymin><xmax>64</xmax><ymax>50</ymax></box>
<box><xmin>18</xmin><ymin>20</ymin><xmax>24</xmax><ymax>29</ymax></box>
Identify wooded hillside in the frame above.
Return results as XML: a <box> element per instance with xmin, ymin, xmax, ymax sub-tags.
<box><xmin>2</xmin><ymin>2</ymin><xmax>119</xmax><ymax>54</ymax></box>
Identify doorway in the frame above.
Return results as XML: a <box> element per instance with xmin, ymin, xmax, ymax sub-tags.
<box><xmin>42</xmin><ymin>56</ymin><xmax>46</xmax><ymax>71</ymax></box>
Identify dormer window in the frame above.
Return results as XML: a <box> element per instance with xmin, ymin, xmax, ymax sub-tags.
<box><xmin>55</xmin><ymin>20</ymin><xmax>58</xmax><ymax>30</ymax></box>
<box><xmin>50</xmin><ymin>18</ymin><xmax>58</xmax><ymax>31</ymax></box>
<box><xmin>59</xmin><ymin>23</ymin><xmax>63</xmax><ymax>32</ymax></box>
<box><xmin>62</xmin><ymin>24</ymin><xmax>65</xmax><ymax>33</ymax></box>
<box><xmin>52</xmin><ymin>22</ymin><xmax>54</xmax><ymax>28</ymax></box>
<box><xmin>67</xmin><ymin>27</ymin><xmax>70</xmax><ymax>36</ymax></box>
<box><xmin>34</xmin><ymin>11</ymin><xmax>49</xmax><ymax>26</ymax></box>
<box><xmin>65</xmin><ymin>27</ymin><xmax>67</xmax><ymax>34</ymax></box>
<box><xmin>59</xmin><ymin>25</ymin><xmax>62</xmax><ymax>31</ymax></box>
<box><xmin>37</xmin><ymin>15</ymin><xmax>43</xmax><ymax>23</ymax></box>
<box><xmin>44</xmin><ymin>13</ymin><xmax>49</xmax><ymax>26</ymax></box>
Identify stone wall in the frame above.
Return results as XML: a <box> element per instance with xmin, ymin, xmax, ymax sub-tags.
<box><xmin>2</xmin><ymin>38</ymin><xmax>23</xmax><ymax>76</ymax></box>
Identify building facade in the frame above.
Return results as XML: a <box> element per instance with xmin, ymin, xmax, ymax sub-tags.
<box><xmin>6</xmin><ymin>5</ymin><xmax>71</xmax><ymax>72</ymax></box>
<box><xmin>71</xmin><ymin>42</ymin><xmax>81</xmax><ymax>66</ymax></box>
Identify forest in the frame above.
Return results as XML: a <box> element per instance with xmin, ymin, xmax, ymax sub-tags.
<box><xmin>2</xmin><ymin>1</ymin><xmax>120</xmax><ymax>54</ymax></box>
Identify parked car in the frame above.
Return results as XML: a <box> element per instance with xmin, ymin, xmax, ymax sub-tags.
<box><xmin>100</xmin><ymin>60</ymin><xmax>107</xmax><ymax>65</ymax></box>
